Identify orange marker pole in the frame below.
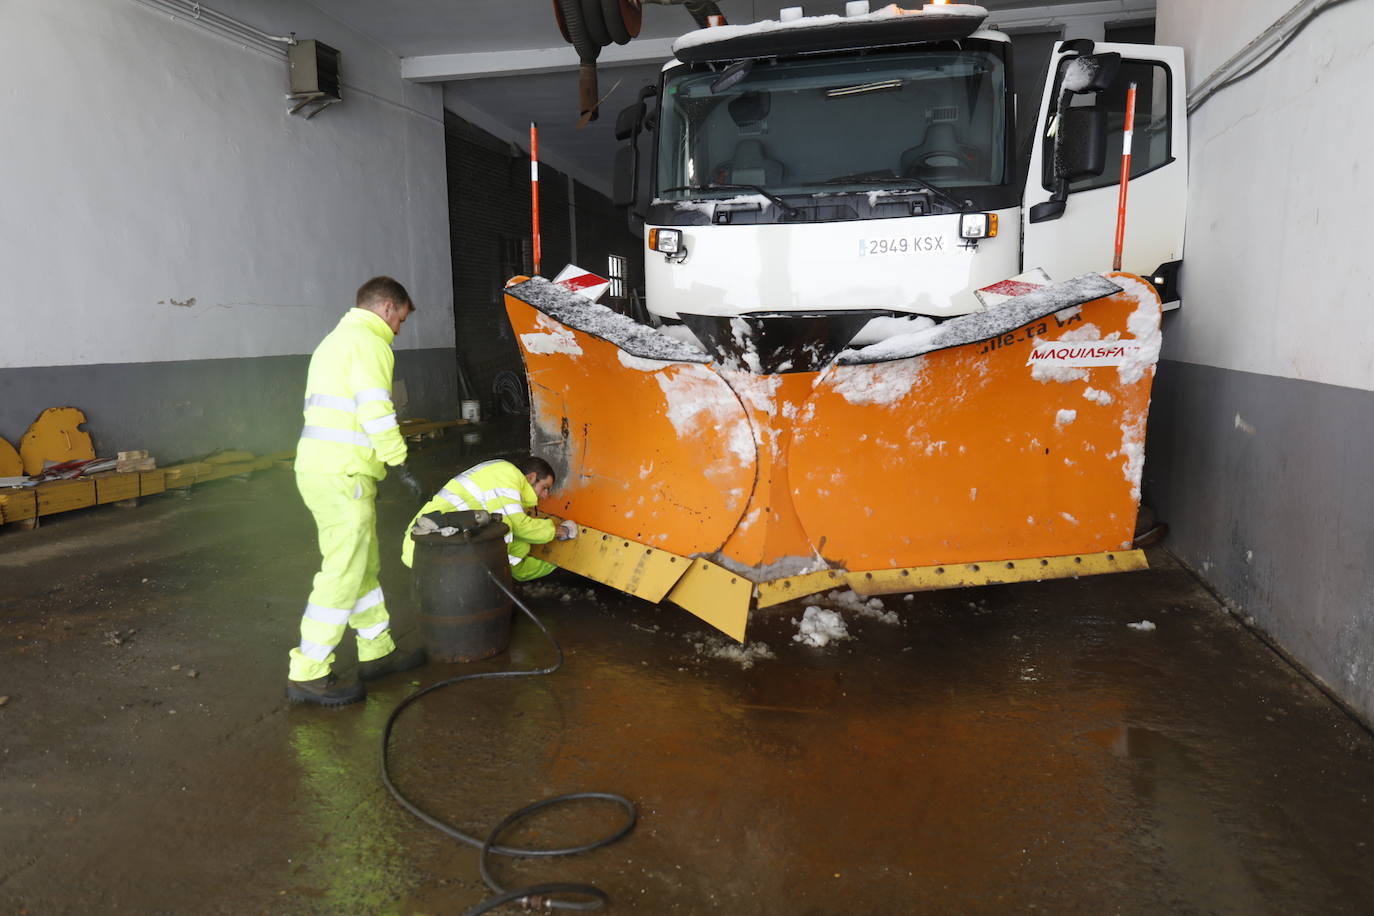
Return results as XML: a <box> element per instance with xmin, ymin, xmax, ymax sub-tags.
<box><xmin>1112</xmin><ymin>83</ymin><xmax>1137</xmax><ymax>272</ymax></box>
<box><xmin>530</xmin><ymin>122</ymin><xmax>542</xmax><ymax>276</ymax></box>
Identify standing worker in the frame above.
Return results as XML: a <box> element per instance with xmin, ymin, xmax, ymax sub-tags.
<box><xmin>401</xmin><ymin>456</ymin><xmax>577</xmax><ymax>580</ymax></box>
<box><xmin>286</xmin><ymin>276</ymin><xmax>428</xmax><ymax>707</ymax></box>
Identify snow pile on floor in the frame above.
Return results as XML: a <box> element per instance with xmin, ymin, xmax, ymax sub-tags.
<box><xmin>692</xmin><ymin>635</ymin><xmax>776</xmax><ymax>669</ymax></box>
<box><xmin>1127</xmin><ymin>620</ymin><xmax>1157</xmax><ymax>632</ymax></box>
<box><xmin>793</xmin><ymin>606</ymin><xmax>850</xmax><ymax>647</ymax></box>
<box><xmin>821</xmin><ymin>589</ymin><xmax>901</xmax><ymax>625</ymax></box>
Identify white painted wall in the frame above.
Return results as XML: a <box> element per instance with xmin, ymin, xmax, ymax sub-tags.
<box><xmin>1157</xmin><ymin>0</ymin><xmax>1374</xmax><ymax>392</ymax></box>
<box><xmin>0</xmin><ymin>0</ymin><xmax>454</xmax><ymax>370</ymax></box>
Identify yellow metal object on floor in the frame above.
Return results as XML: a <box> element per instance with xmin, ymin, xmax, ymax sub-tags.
<box><xmin>0</xmin><ymin>437</ymin><xmax>21</xmax><ymax>478</ymax></box>
<box><xmin>19</xmin><ymin>407</ymin><xmax>95</xmax><ymax>476</ymax></box>
<box><xmin>531</xmin><ymin>524</ymin><xmax>690</xmax><ymax>603</ymax></box>
<box><xmin>756</xmin><ymin>569</ymin><xmax>849</xmax><ymax>609</ymax></box>
<box><xmin>665</xmin><ymin>558</ymin><xmax>753</xmax><ymax>643</ymax></box>
<box><xmin>844</xmin><ymin>549</ymin><xmax>1149</xmax><ymax>596</ymax></box>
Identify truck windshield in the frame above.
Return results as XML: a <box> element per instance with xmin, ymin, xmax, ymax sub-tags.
<box><xmin>656</xmin><ymin>47</ymin><xmax>1008</xmax><ymax>200</ymax></box>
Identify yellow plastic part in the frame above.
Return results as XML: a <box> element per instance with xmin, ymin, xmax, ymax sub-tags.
<box><xmin>0</xmin><ymin>437</ymin><xmax>21</xmax><ymax>477</ymax></box>
<box><xmin>665</xmin><ymin>558</ymin><xmax>753</xmax><ymax>643</ymax></box>
<box><xmin>844</xmin><ymin>549</ymin><xmax>1149</xmax><ymax>596</ymax></box>
<box><xmin>19</xmin><ymin>407</ymin><xmax>95</xmax><ymax>476</ymax></box>
<box><xmin>756</xmin><ymin>569</ymin><xmax>849</xmax><ymax>609</ymax></box>
<box><xmin>531</xmin><ymin>523</ymin><xmax>691</xmax><ymax>603</ymax></box>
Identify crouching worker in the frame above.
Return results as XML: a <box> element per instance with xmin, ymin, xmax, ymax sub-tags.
<box><xmin>401</xmin><ymin>456</ymin><xmax>578</xmax><ymax>581</ymax></box>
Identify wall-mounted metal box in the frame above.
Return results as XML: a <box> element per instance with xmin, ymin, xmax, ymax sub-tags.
<box><xmin>288</xmin><ymin>39</ymin><xmax>341</xmax><ymax>100</ymax></box>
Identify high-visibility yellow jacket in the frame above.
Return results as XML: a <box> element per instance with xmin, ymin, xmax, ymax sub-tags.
<box><xmin>402</xmin><ymin>459</ymin><xmax>556</xmax><ymax>567</ymax></box>
<box><xmin>295</xmin><ymin>308</ymin><xmax>407</xmax><ymax>479</ymax></box>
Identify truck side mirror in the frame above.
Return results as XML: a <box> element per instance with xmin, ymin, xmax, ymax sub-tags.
<box><xmin>612</xmin><ymin>145</ymin><xmax>637</xmax><ymax>209</ymax></box>
<box><xmin>1030</xmin><ymin>51</ymin><xmax>1120</xmax><ymax>223</ymax></box>
<box><xmin>615</xmin><ymin>100</ymin><xmax>645</xmax><ymax>142</ymax></box>
<box><xmin>613</xmin><ymin>87</ymin><xmax>658</xmax><ymax>213</ymax></box>
<box><xmin>1054</xmin><ymin>106</ymin><xmax>1108</xmax><ymax>181</ymax></box>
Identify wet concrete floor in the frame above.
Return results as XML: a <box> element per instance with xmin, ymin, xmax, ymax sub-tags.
<box><xmin>3</xmin><ymin>422</ymin><xmax>1374</xmax><ymax>914</ymax></box>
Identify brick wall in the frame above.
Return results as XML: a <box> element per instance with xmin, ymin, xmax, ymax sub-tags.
<box><xmin>444</xmin><ymin>112</ymin><xmax>643</xmax><ymax>418</ymax></box>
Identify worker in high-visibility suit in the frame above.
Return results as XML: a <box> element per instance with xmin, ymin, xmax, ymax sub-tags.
<box><xmin>401</xmin><ymin>456</ymin><xmax>577</xmax><ymax>579</ymax></box>
<box><xmin>286</xmin><ymin>276</ymin><xmax>427</xmax><ymax>707</ymax></box>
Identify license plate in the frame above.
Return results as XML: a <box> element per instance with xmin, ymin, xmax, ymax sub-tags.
<box><xmin>859</xmin><ymin>235</ymin><xmax>948</xmax><ymax>256</ymax></box>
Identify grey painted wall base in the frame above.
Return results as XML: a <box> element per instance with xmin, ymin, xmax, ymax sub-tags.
<box><xmin>1147</xmin><ymin>358</ymin><xmax>1374</xmax><ymax>723</ymax></box>
<box><xmin>0</xmin><ymin>349</ymin><xmax>458</xmax><ymax>466</ymax></box>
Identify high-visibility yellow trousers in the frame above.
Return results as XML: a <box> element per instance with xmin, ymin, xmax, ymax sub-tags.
<box><xmin>508</xmin><ymin>539</ymin><xmax>557</xmax><ymax>582</ymax></box>
<box><xmin>289</xmin><ymin>472</ymin><xmax>397</xmax><ymax>682</ymax></box>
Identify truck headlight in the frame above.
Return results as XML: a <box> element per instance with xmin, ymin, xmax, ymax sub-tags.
<box><xmin>649</xmin><ymin>228</ymin><xmax>683</xmax><ymax>254</ymax></box>
<box><xmin>959</xmin><ymin>213</ymin><xmax>998</xmax><ymax>239</ymax></box>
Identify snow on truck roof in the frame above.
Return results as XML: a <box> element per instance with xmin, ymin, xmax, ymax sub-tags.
<box><xmin>672</xmin><ymin>4</ymin><xmax>990</xmax><ymax>63</ymax></box>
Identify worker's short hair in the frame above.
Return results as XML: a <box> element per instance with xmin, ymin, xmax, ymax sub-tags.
<box><xmin>356</xmin><ymin>276</ymin><xmax>414</xmax><ymax>311</ymax></box>
<box><xmin>516</xmin><ymin>456</ymin><xmax>555</xmax><ymax>483</ymax></box>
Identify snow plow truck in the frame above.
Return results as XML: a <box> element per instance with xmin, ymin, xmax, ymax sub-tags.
<box><xmin>504</xmin><ymin>2</ymin><xmax>1188</xmax><ymax>640</ymax></box>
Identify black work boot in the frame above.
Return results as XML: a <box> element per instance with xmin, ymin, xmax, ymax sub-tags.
<box><xmin>286</xmin><ymin>673</ymin><xmax>366</xmax><ymax>707</ymax></box>
<box><xmin>358</xmin><ymin>646</ymin><xmax>427</xmax><ymax>681</ymax></box>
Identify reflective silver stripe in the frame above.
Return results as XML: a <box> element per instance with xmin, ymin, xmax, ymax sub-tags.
<box><xmin>304</xmin><ymin>602</ymin><xmax>353</xmax><ymax>626</ymax></box>
<box><xmin>437</xmin><ymin>487</ymin><xmax>467</xmax><ymax>507</ymax></box>
<box><xmin>305</xmin><ymin>393</ymin><xmax>357</xmax><ymax>413</ymax></box>
<box><xmin>300</xmin><ymin>425</ymin><xmax>371</xmax><ymax>449</ymax></box>
<box><xmin>354</xmin><ymin>388</ymin><xmax>391</xmax><ymax>406</ymax></box>
<box><xmin>298</xmin><ymin>638</ymin><xmax>335</xmax><ymax>661</ymax></box>
<box><xmin>508</xmin><ymin>554</ymin><xmax>522</xmax><ymax>566</ymax></box>
<box><xmin>453</xmin><ymin>475</ymin><xmax>487</xmax><ymax>506</ymax></box>
<box><xmin>351</xmin><ymin>587</ymin><xmax>384</xmax><ymax>614</ymax></box>
<box><xmin>490</xmin><ymin>487</ymin><xmax>522</xmax><ymax>501</ymax></box>
<box><xmin>498</xmin><ymin>502</ymin><xmax>524</xmax><ymax>517</ymax></box>
<box><xmin>361</xmin><ymin>413</ymin><xmax>398</xmax><ymax>435</ymax></box>
<box><xmin>305</xmin><ymin>604</ymin><xmax>351</xmax><ymax>626</ymax></box>
<box><xmin>356</xmin><ymin>620</ymin><xmax>389</xmax><ymax>640</ymax></box>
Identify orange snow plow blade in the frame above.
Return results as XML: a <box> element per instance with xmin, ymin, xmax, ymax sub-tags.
<box><xmin>506</xmin><ymin>272</ymin><xmax>1160</xmax><ymax>640</ymax></box>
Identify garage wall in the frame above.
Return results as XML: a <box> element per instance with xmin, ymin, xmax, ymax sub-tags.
<box><xmin>441</xmin><ymin>105</ymin><xmax>644</xmax><ymax>420</ymax></box>
<box><xmin>0</xmin><ymin>0</ymin><xmax>455</xmax><ymax>461</ymax></box>
<box><xmin>1150</xmin><ymin>0</ymin><xmax>1374</xmax><ymax>719</ymax></box>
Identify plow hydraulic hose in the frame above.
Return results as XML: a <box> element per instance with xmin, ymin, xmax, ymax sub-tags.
<box><xmin>380</xmin><ymin>569</ymin><xmax>637</xmax><ymax>915</ymax></box>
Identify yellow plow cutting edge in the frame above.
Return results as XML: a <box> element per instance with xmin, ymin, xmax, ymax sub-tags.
<box><xmin>506</xmin><ymin>272</ymin><xmax>1161</xmax><ymax>641</ymax></box>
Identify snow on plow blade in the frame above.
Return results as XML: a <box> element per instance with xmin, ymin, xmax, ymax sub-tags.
<box><xmin>506</xmin><ymin>273</ymin><xmax>1161</xmax><ymax>641</ymax></box>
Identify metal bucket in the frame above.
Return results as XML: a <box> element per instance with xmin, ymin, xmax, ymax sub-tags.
<box><xmin>412</xmin><ymin>519</ymin><xmax>513</xmax><ymax>662</ymax></box>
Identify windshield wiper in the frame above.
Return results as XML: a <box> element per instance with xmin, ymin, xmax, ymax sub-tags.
<box><xmin>661</xmin><ymin>183</ymin><xmax>798</xmax><ymax>218</ymax></box>
<box><xmin>819</xmin><ymin>174</ymin><xmax>968</xmax><ymax>214</ymax></box>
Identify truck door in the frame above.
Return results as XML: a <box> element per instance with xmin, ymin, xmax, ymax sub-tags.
<box><xmin>1022</xmin><ymin>43</ymin><xmax>1187</xmax><ymax>306</ymax></box>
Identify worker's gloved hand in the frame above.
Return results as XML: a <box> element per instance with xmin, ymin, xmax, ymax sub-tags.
<box><xmin>392</xmin><ymin>464</ymin><xmax>424</xmax><ymax>501</ymax></box>
<box><xmin>556</xmin><ymin>519</ymin><xmax>579</xmax><ymax>541</ymax></box>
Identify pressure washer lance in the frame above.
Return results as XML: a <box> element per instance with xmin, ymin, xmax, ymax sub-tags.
<box><xmin>382</xmin><ymin>514</ymin><xmax>637</xmax><ymax>915</ymax></box>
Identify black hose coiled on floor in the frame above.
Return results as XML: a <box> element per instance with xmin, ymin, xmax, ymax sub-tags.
<box><xmin>380</xmin><ymin>572</ymin><xmax>637</xmax><ymax>915</ymax></box>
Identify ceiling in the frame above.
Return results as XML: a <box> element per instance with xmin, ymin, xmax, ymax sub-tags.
<box><xmin>306</xmin><ymin>0</ymin><xmax>1156</xmax><ymax>192</ymax></box>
